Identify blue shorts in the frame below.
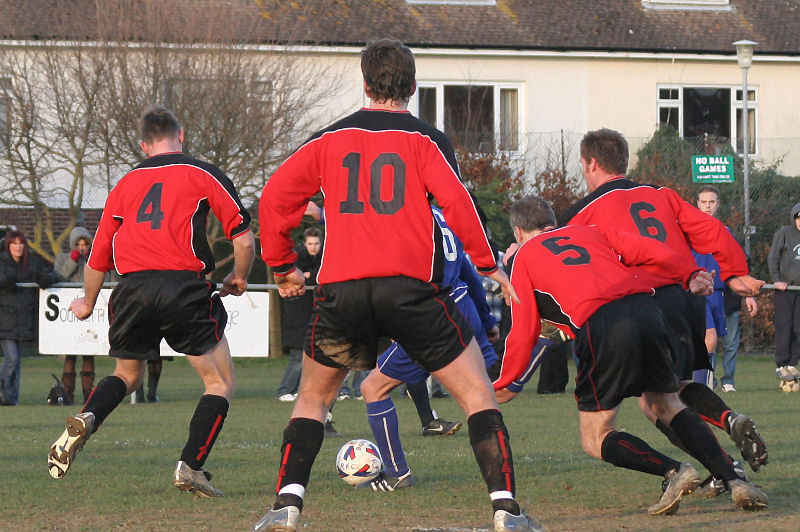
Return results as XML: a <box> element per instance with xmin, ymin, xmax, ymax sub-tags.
<box><xmin>377</xmin><ymin>293</ymin><xmax>497</xmax><ymax>383</ymax></box>
<box><xmin>705</xmin><ymin>290</ymin><xmax>728</xmax><ymax>338</ymax></box>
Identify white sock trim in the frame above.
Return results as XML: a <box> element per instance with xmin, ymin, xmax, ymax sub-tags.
<box><xmin>279</xmin><ymin>483</ymin><xmax>305</xmax><ymax>499</ymax></box>
<box><xmin>490</xmin><ymin>490</ymin><xmax>514</xmax><ymax>501</ymax></box>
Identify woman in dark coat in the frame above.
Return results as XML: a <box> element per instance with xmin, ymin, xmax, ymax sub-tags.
<box><xmin>0</xmin><ymin>230</ymin><xmax>59</xmax><ymax>405</ymax></box>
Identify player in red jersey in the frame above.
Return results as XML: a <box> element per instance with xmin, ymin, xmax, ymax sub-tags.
<box><xmin>561</xmin><ymin>129</ymin><xmax>768</xmax><ymax>477</ymax></box>
<box><xmin>47</xmin><ymin>106</ymin><xmax>255</xmax><ymax>498</ymax></box>
<box><xmin>497</xmin><ymin>196</ymin><xmax>768</xmax><ymax>515</ymax></box>
<box><xmin>254</xmin><ymin>39</ymin><xmax>540</xmax><ymax>532</ymax></box>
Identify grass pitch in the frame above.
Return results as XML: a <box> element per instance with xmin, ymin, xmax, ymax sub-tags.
<box><xmin>1</xmin><ymin>354</ymin><xmax>798</xmax><ymax>531</ymax></box>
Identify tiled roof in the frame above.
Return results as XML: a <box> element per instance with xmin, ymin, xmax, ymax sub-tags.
<box><xmin>1</xmin><ymin>0</ymin><xmax>798</xmax><ymax>55</ymax></box>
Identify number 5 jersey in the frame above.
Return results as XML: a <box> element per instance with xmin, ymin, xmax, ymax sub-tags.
<box><xmin>88</xmin><ymin>153</ymin><xmax>251</xmax><ymax>275</ymax></box>
<box><xmin>259</xmin><ymin>108</ymin><xmax>497</xmax><ymax>285</ymax></box>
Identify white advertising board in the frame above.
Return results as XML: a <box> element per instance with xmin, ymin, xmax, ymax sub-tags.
<box><xmin>39</xmin><ymin>288</ymin><xmax>270</xmax><ymax>357</ymax></box>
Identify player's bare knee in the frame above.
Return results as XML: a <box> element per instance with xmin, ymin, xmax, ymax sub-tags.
<box><xmin>580</xmin><ymin>432</ymin><xmax>603</xmax><ymax>459</ymax></box>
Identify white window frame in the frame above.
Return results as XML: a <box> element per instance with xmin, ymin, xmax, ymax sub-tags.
<box><xmin>410</xmin><ymin>81</ymin><xmax>524</xmax><ymax>154</ymax></box>
<box><xmin>656</xmin><ymin>84</ymin><xmax>758</xmax><ymax>156</ymax></box>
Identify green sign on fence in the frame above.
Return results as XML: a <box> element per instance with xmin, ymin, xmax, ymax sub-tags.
<box><xmin>691</xmin><ymin>155</ymin><xmax>734</xmax><ymax>183</ymax></box>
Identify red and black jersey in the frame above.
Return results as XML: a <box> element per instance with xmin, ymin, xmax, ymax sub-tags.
<box><xmin>560</xmin><ymin>177</ymin><xmax>749</xmax><ymax>281</ymax></box>
<box><xmin>259</xmin><ymin>108</ymin><xmax>496</xmax><ymax>285</ymax></box>
<box><xmin>495</xmin><ymin>224</ymin><xmax>700</xmax><ymax>390</ymax></box>
<box><xmin>89</xmin><ymin>152</ymin><xmax>251</xmax><ymax>275</ymax></box>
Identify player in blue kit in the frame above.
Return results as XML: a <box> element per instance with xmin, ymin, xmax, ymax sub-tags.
<box><xmin>358</xmin><ymin>206</ymin><xmax>499</xmax><ymax>490</ymax></box>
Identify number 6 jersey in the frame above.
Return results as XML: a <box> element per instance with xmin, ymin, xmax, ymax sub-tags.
<box><xmin>259</xmin><ymin>108</ymin><xmax>497</xmax><ymax>285</ymax></box>
<box><xmin>88</xmin><ymin>153</ymin><xmax>251</xmax><ymax>275</ymax></box>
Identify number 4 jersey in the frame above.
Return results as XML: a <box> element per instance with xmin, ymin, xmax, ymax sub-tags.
<box><xmin>88</xmin><ymin>153</ymin><xmax>251</xmax><ymax>275</ymax></box>
<box><xmin>259</xmin><ymin>108</ymin><xmax>497</xmax><ymax>285</ymax></box>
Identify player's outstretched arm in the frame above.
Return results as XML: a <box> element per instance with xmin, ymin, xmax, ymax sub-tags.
<box><xmin>727</xmin><ymin>274</ymin><xmax>766</xmax><ymax>297</ymax></box>
<box><xmin>220</xmin><ymin>231</ymin><xmax>255</xmax><ymax>297</ymax></box>
<box><xmin>275</xmin><ymin>268</ymin><xmax>306</xmax><ymax>298</ymax></box>
<box><xmin>69</xmin><ymin>266</ymin><xmax>106</xmax><ymax>320</ymax></box>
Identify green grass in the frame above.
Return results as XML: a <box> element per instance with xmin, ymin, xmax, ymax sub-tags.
<box><xmin>1</xmin><ymin>354</ymin><xmax>798</xmax><ymax>531</ymax></box>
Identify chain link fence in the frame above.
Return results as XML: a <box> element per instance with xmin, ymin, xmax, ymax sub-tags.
<box><xmin>516</xmin><ymin>129</ymin><xmax>800</xmax><ymax>351</ymax></box>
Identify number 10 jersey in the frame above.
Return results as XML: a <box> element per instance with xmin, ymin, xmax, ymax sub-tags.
<box><xmin>259</xmin><ymin>108</ymin><xmax>497</xmax><ymax>285</ymax></box>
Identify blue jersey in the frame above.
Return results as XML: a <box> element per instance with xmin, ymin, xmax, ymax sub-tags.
<box><xmin>377</xmin><ymin>207</ymin><xmax>497</xmax><ymax>383</ymax></box>
<box><xmin>433</xmin><ymin>207</ymin><xmax>496</xmax><ymax>332</ymax></box>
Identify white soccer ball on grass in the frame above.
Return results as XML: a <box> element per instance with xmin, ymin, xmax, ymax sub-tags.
<box><xmin>336</xmin><ymin>439</ymin><xmax>383</xmax><ymax>486</ymax></box>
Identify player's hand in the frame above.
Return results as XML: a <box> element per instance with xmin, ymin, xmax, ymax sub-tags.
<box><xmin>728</xmin><ymin>275</ymin><xmax>765</xmax><ymax>297</ymax></box>
<box><xmin>486</xmin><ymin>325</ymin><xmax>500</xmax><ymax>343</ymax></box>
<box><xmin>276</xmin><ymin>268</ymin><xmax>306</xmax><ymax>298</ymax></box>
<box><xmin>220</xmin><ymin>272</ymin><xmax>247</xmax><ymax>297</ymax></box>
<box><xmin>503</xmin><ymin>243</ymin><xmax>519</xmax><ymax>266</ymax></box>
<box><xmin>304</xmin><ymin>201</ymin><xmax>322</xmax><ymax>222</ymax></box>
<box><xmin>69</xmin><ymin>297</ymin><xmax>94</xmax><ymax>320</ymax></box>
<box><xmin>495</xmin><ymin>387</ymin><xmax>518</xmax><ymax>404</ymax></box>
<box><xmin>689</xmin><ymin>271</ymin><xmax>714</xmax><ymax>296</ymax></box>
<box><xmin>774</xmin><ymin>281</ymin><xmax>788</xmax><ymax>291</ymax></box>
<box><xmin>745</xmin><ymin>296</ymin><xmax>758</xmax><ymax>317</ymax></box>
<box><xmin>487</xmin><ymin>268</ymin><xmax>520</xmax><ymax>305</ymax></box>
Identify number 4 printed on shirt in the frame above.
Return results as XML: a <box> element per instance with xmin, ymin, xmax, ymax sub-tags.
<box><xmin>137</xmin><ymin>182</ymin><xmax>165</xmax><ymax>230</ymax></box>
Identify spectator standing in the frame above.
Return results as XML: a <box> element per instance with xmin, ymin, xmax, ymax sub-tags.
<box><xmin>276</xmin><ymin>227</ymin><xmax>323</xmax><ymax>401</ymax></box>
<box><xmin>54</xmin><ymin>227</ymin><xmax>108</xmax><ymax>404</ymax></box>
<box><xmin>695</xmin><ymin>186</ymin><xmax>757</xmax><ymax>392</ymax></box>
<box><xmin>767</xmin><ymin>202</ymin><xmax>800</xmax><ymax>385</ymax></box>
<box><xmin>0</xmin><ymin>230</ymin><xmax>59</xmax><ymax>405</ymax></box>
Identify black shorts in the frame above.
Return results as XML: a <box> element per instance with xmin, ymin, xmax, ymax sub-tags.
<box><xmin>303</xmin><ymin>276</ymin><xmax>474</xmax><ymax>372</ymax></box>
<box><xmin>653</xmin><ymin>284</ymin><xmax>712</xmax><ymax>380</ymax></box>
<box><xmin>573</xmin><ymin>293</ymin><xmax>680</xmax><ymax>412</ymax></box>
<box><xmin>108</xmin><ymin>270</ymin><xmax>227</xmax><ymax>359</ymax></box>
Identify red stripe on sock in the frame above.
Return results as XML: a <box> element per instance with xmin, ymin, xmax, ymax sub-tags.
<box><xmin>275</xmin><ymin>443</ymin><xmax>292</xmax><ymax>494</ymax></box>
<box><xmin>195</xmin><ymin>414</ymin><xmax>223</xmax><ymax>462</ymax></box>
<box><xmin>618</xmin><ymin>439</ymin><xmax>663</xmax><ymax>465</ymax></box>
<box><xmin>496</xmin><ymin>430</ymin><xmax>513</xmax><ymax>492</ymax></box>
<box><xmin>700</xmin><ymin>409</ymin><xmax>731</xmax><ymax>430</ymax></box>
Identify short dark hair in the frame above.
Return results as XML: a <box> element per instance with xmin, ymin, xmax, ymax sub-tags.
<box><xmin>580</xmin><ymin>128</ymin><xmax>629</xmax><ymax>175</ymax></box>
<box><xmin>303</xmin><ymin>227</ymin><xmax>322</xmax><ymax>241</ymax></box>
<box><xmin>361</xmin><ymin>39</ymin><xmax>416</xmax><ymax>104</ymax></box>
<box><xmin>510</xmin><ymin>196</ymin><xmax>556</xmax><ymax>233</ymax></box>
<box><xmin>140</xmin><ymin>105</ymin><xmax>181</xmax><ymax>144</ymax></box>
<box><xmin>697</xmin><ymin>185</ymin><xmax>719</xmax><ymax>200</ymax></box>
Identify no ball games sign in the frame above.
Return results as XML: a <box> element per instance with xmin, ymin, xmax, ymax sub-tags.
<box><xmin>692</xmin><ymin>155</ymin><xmax>734</xmax><ymax>183</ymax></box>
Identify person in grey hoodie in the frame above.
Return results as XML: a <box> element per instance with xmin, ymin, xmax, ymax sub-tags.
<box><xmin>767</xmin><ymin>203</ymin><xmax>800</xmax><ymax>384</ymax></box>
<box><xmin>54</xmin><ymin>227</ymin><xmax>98</xmax><ymax>404</ymax></box>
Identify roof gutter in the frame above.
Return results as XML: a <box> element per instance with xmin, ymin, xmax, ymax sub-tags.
<box><xmin>0</xmin><ymin>39</ymin><xmax>798</xmax><ymax>63</ymax></box>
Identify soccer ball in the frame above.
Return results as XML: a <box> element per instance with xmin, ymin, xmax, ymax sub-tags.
<box><xmin>779</xmin><ymin>379</ymin><xmax>800</xmax><ymax>393</ymax></box>
<box><xmin>336</xmin><ymin>439</ymin><xmax>383</xmax><ymax>486</ymax></box>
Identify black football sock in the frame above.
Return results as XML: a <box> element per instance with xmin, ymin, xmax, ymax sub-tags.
<box><xmin>405</xmin><ymin>380</ymin><xmax>435</xmax><ymax>427</ymax></box>
<box><xmin>654</xmin><ymin>418</ymin><xmax>691</xmax><ymax>455</ymax></box>
<box><xmin>679</xmin><ymin>382</ymin><xmax>734</xmax><ymax>432</ymax></box>
<box><xmin>669</xmin><ymin>408</ymin><xmax>737</xmax><ymax>482</ymax></box>
<box><xmin>273</xmin><ymin>417</ymin><xmax>325</xmax><ymax>512</ymax></box>
<box><xmin>600</xmin><ymin>431</ymin><xmax>681</xmax><ymax>476</ymax></box>
<box><xmin>468</xmin><ymin>409</ymin><xmax>520</xmax><ymax>515</ymax></box>
<box><xmin>81</xmin><ymin>375</ymin><xmax>127</xmax><ymax>431</ymax></box>
<box><xmin>180</xmin><ymin>394</ymin><xmax>229</xmax><ymax>470</ymax></box>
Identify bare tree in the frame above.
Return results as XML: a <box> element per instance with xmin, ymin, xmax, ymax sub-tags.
<box><xmin>0</xmin><ymin>1</ymin><xmax>344</xmax><ymax>266</ymax></box>
<box><xmin>0</xmin><ymin>38</ymin><xmax>112</xmax><ymax>261</ymax></box>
